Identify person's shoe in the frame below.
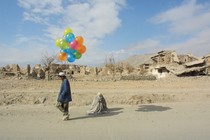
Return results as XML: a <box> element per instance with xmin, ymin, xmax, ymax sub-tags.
<box><xmin>62</xmin><ymin>114</ymin><xmax>69</xmax><ymax>121</ymax></box>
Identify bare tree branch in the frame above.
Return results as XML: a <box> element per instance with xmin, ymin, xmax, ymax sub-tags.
<box><xmin>40</xmin><ymin>51</ymin><xmax>56</xmax><ymax>67</ymax></box>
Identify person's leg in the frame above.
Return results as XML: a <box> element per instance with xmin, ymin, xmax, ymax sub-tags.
<box><xmin>62</xmin><ymin>102</ymin><xmax>69</xmax><ymax>121</ymax></box>
<box><xmin>63</xmin><ymin>102</ymin><xmax>69</xmax><ymax>115</ymax></box>
<box><xmin>56</xmin><ymin>102</ymin><xmax>65</xmax><ymax>112</ymax></box>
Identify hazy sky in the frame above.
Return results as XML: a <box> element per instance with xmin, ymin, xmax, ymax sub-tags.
<box><xmin>0</xmin><ymin>0</ymin><xmax>210</xmax><ymax>67</ymax></box>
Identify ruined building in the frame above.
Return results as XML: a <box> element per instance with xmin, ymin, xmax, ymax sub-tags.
<box><xmin>149</xmin><ymin>50</ymin><xmax>210</xmax><ymax>78</ymax></box>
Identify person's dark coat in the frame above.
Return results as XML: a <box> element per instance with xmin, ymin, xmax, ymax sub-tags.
<box><xmin>57</xmin><ymin>78</ymin><xmax>72</xmax><ymax>103</ymax></box>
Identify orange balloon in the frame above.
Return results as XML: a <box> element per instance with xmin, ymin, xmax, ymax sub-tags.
<box><xmin>58</xmin><ymin>52</ymin><xmax>67</xmax><ymax>61</ymax></box>
<box><xmin>77</xmin><ymin>45</ymin><xmax>86</xmax><ymax>54</ymax></box>
<box><xmin>75</xmin><ymin>36</ymin><xmax>84</xmax><ymax>45</ymax></box>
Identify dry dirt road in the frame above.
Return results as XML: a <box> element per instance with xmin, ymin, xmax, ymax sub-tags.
<box><xmin>1</xmin><ymin>101</ymin><xmax>210</xmax><ymax>140</ymax></box>
<box><xmin>0</xmin><ymin>76</ymin><xmax>210</xmax><ymax>140</ymax></box>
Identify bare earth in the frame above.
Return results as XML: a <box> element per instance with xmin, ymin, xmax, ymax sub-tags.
<box><xmin>0</xmin><ymin>76</ymin><xmax>210</xmax><ymax>140</ymax></box>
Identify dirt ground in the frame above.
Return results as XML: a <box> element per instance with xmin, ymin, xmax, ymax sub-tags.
<box><xmin>0</xmin><ymin>76</ymin><xmax>210</xmax><ymax>140</ymax></box>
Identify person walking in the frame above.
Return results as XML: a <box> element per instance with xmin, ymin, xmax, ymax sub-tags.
<box><xmin>56</xmin><ymin>72</ymin><xmax>72</xmax><ymax>121</ymax></box>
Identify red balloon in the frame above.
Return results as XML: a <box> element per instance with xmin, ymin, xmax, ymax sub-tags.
<box><xmin>69</xmin><ymin>40</ymin><xmax>79</xmax><ymax>50</ymax></box>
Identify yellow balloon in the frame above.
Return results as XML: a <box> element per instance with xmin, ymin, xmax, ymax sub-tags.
<box><xmin>55</xmin><ymin>38</ymin><xmax>62</xmax><ymax>47</ymax></box>
<box><xmin>64</xmin><ymin>28</ymin><xmax>73</xmax><ymax>36</ymax></box>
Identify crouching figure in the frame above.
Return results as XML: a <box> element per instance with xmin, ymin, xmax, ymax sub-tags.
<box><xmin>87</xmin><ymin>92</ymin><xmax>109</xmax><ymax>115</ymax></box>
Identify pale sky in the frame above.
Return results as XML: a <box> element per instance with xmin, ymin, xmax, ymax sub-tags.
<box><xmin>0</xmin><ymin>0</ymin><xmax>210</xmax><ymax>67</ymax></box>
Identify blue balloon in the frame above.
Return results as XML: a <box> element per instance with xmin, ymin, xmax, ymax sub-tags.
<box><xmin>63</xmin><ymin>48</ymin><xmax>75</xmax><ymax>55</ymax></box>
<box><xmin>67</xmin><ymin>54</ymin><xmax>76</xmax><ymax>63</ymax></box>
<box><xmin>60</xmin><ymin>49</ymin><xmax>65</xmax><ymax>53</ymax></box>
<box><xmin>65</xmin><ymin>33</ymin><xmax>75</xmax><ymax>43</ymax></box>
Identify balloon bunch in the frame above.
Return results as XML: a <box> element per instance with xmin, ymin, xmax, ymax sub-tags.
<box><xmin>55</xmin><ymin>28</ymin><xmax>86</xmax><ymax>63</ymax></box>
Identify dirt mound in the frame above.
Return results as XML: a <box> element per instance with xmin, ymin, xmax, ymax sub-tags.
<box><xmin>126</xmin><ymin>94</ymin><xmax>176</xmax><ymax>105</ymax></box>
<box><xmin>1</xmin><ymin>77</ymin><xmax>210</xmax><ymax>106</ymax></box>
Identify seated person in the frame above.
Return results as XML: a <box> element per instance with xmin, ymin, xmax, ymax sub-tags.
<box><xmin>87</xmin><ymin>92</ymin><xmax>109</xmax><ymax>115</ymax></box>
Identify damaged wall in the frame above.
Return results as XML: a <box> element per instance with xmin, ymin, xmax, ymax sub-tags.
<box><xmin>151</xmin><ymin>50</ymin><xmax>179</xmax><ymax>65</ymax></box>
<box><xmin>150</xmin><ymin>50</ymin><xmax>210</xmax><ymax>78</ymax></box>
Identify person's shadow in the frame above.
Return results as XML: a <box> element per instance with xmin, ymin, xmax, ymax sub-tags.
<box><xmin>136</xmin><ymin>105</ymin><xmax>171</xmax><ymax>112</ymax></box>
<box><xmin>68</xmin><ymin>107</ymin><xmax>123</xmax><ymax>121</ymax></box>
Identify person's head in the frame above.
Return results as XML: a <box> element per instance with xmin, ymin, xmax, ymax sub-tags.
<box><xmin>58</xmin><ymin>72</ymin><xmax>66</xmax><ymax>80</ymax></box>
<box><xmin>97</xmin><ymin>92</ymin><xmax>103</xmax><ymax>97</ymax></box>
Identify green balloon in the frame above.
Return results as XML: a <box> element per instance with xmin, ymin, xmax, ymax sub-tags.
<box><xmin>60</xmin><ymin>39</ymin><xmax>69</xmax><ymax>50</ymax></box>
<box><xmin>74</xmin><ymin>52</ymin><xmax>82</xmax><ymax>59</ymax></box>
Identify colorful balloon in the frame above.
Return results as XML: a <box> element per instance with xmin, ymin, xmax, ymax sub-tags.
<box><xmin>64</xmin><ymin>28</ymin><xmax>73</xmax><ymax>36</ymax></box>
<box><xmin>55</xmin><ymin>27</ymin><xmax>86</xmax><ymax>63</ymax></box>
<box><xmin>75</xmin><ymin>36</ymin><xmax>84</xmax><ymax>45</ymax></box>
<box><xmin>69</xmin><ymin>40</ymin><xmax>79</xmax><ymax>50</ymax></box>
<box><xmin>67</xmin><ymin>54</ymin><xmax>76</xmax><ymax>62</ymax></box>
<box><xmin>58</xmin><ymin>52</ymin><xmax>67</xmax><ymax>61</ymax></box>
<box><xmin>59</xmin><ymin>39</ymin><xmax>69</xmax><ymax>50</ymax></box>
<box><xmin>55</xmin><ymin>38</ymin><xmax>62</xmax><ymax>47</ymax></box>
<box><xmin>73</xmin><ymin>51</ymin><xmax>82</xmax><ymax>59</ymax></box>
<box><xmin>63</xmin><ymin>48</ymin><xmax>76</xmax><ymax>55</ymax></box>
<box><xmin>65</xmin><ymin>33</ymin><xmax>75</xmax><ymax>43</ymax></box>
<box><xmin>77</xmin><ymin>45</ymin><xmax>86</xmax><ymax>54</ymax></box>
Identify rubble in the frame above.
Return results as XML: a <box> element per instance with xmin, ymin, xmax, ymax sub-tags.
<box><xmin>148</xmin><ymin>50</ymin><xmax>210</xmax><ymax>78</ymax></box>
<box><xmin>120</xmin><ymin>75</ymin><xmax>156</xmax><ymax>80</ymax></box>
<box><xmin>0</xmin><ymin>50</ymin><xmax>209</xmax><ymax>80</ymax></box>
<box><xmin>34</xmin><ymin>97</ymin><xmax>47</xmax><ymax>104</ymax></box>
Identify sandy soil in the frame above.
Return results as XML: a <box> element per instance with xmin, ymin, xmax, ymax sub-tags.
<box><xmin>0</xmin><ymin>76</ymin><xmax>210</xmax><ymax>139</ymax></box>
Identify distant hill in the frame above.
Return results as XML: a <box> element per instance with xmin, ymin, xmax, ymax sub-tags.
<box><xmin>118</xmin><ymin>54</ymin><xmax>154</xmax><ymax>68</ymax></box>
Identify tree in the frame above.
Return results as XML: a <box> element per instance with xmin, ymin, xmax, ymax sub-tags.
<box><xmin>105</xmin><ymin>54</ymin><xmax>116</xmax><ymax>77</ymax></box>
<box><xmin>40</xmin><ymin>51</ymin><xmax>56</xmax><ymax>68</ymax></box>
<box><xmin>40</xmin><ymin>51</ymin><xmax>57</xmax><ymax>80</ymax></box>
